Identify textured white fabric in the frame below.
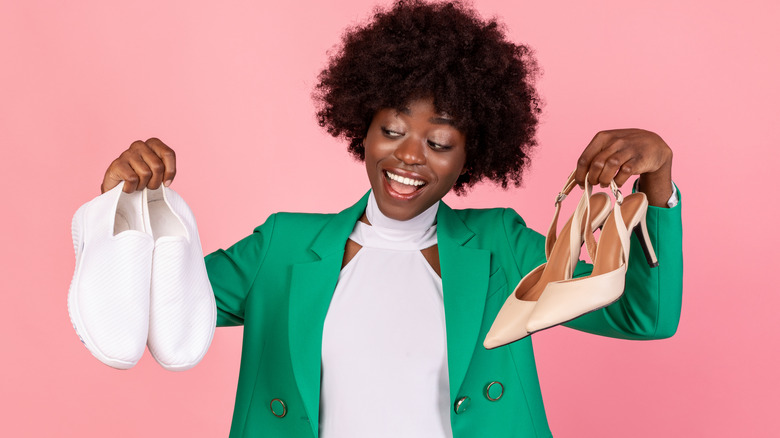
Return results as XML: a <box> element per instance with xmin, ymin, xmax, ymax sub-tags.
<box><xmin>68</xmin><ymin>183</ymin><xmax>153</xmax><ymax>369</ymax></box>
<box><xmin>320</xmin><ymin>191</ymin><xmax>451</xmax><ymax>438</ymax></box>
<box><xmin>667</xmin><ymin>184</ymin><xmax>679</xmax><ymax>208</ymax></box>
<box><xmin>146</xmin><ymin>186</ymin><xmax>217</xmax><ymax>371</ymax></box>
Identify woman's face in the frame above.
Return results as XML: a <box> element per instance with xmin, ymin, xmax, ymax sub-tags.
<box><xmin>364</xmin><ymin>98</ymin><xmax>467</xmax><ymax>221</ymax></box>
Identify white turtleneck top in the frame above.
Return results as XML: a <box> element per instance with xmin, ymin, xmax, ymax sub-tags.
<box><xmin>320</xmin><ymin>191</ymin><xmax>451</xmax><ymax>438</ymax></box>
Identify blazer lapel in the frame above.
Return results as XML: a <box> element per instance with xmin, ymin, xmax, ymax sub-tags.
<box><xmin>437</xmin><ymin>202</ymin><xmax>491</xmax><ymax>403</ymax></box>
<box><xmin>288</xmin><ymin>192</ymin><xmax>369</xmax><ymax>438</ymax></box>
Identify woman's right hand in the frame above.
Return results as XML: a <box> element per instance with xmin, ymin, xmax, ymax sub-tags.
<box><xmin>101</xmin><ymin>138</ymin><xmax>177</xmax><ymax>193</ymax></box>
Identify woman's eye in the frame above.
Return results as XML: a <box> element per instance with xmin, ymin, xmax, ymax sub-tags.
<box><xmin>381</xmin><ymin>127</ymin><xmax>403</xmax><ymax>138</ymax></box>
<box><xmin>428</xmin><ymin>140</ymin><xmax>451</xmax><ymax>150</ymax></box>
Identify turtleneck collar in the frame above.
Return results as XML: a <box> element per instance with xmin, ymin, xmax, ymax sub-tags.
<box><xmin>349</xmin><ymin>190</ymin><xmax>438</xmax><ymax>250</ymax></box>
<box><xmin>366</xmin><ymin>190</ymin><xmax>438</xmax><ymax>231</ymax></box>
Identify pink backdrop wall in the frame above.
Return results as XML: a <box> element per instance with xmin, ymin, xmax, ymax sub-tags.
<box><xmin>2</xmin><ymin>0</ymin><xmax>777</xmax><ymax>436</ymax></box>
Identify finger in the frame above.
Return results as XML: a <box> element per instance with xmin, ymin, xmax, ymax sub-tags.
<box><xmin>102</xmin><ymin>159</ymin><xmax>141</xmax><ymax>193</ymax></box>
<box><xmin>101</xmin><ymin>160</ymin><xmax>122</xmax><ymax>193</ymax></box>
<box><xmin>592</xmin><ymin>144</ymin><xmax>635</xmax><ymax>187</ymax></box>
<box><xmin>126</xmin><ymin>151</ymin><xmax>154</xmax><ymax>191</ymax></box>
<box><xmin>136</xmin><ymin>145</ymin><xmax>167</xmax><ymax>189</ymax></box>
<box><xmin>584</xmin><ymin>141</ymin><xmax>625</xmax><ymax>187</ymax></box>
<box><xmin>102</xmin><ymin>140</ymin><xmax>149</xmax><ymax>193</ymax></box>
<box><xmin>613</xmin><ymin>157</ymin><xmax>641</xmax><ymax>188</ymax></box>
<box><xmin>575</xmin><ymin>131</ymin><xmax>613</xmax><ymax>186</ymax></box>
<box><xmin>146</xmin><ymin>137</ymin><xmax>176</xmax><ymax>186</ymax></box>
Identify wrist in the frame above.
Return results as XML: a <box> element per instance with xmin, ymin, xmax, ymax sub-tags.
<box><xmin>638</xmin><ymin>160</ymin><xmax>673</xmax><ymax>208</ymax></box>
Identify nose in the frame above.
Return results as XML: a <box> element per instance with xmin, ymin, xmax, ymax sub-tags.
<box><xmin>393</xmin><ymin>137</ymin><xmax>426</xmax><ymax>165</ymax></box>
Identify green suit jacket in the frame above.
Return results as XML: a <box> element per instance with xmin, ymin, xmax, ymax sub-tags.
<box><xmin>205</xmin><ymin>190</ymin><xmax>683</xmax><ymax>438</ymax></box>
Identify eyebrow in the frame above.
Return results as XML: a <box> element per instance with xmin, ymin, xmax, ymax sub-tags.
<box><xmin>398</xmin><ymin>107</ymin><xmax>456</xmax><ymax>126</ymax></box>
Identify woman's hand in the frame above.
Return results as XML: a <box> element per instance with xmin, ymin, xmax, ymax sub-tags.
<box><xmin>101</xmin><ymin>138</ymin><xmax>177</xmax><ymax>194</ymax></box>
<box><xmin>574</xmin><ymin>129</ymin><xmax>673</xmax><ymax>207</ymax></box>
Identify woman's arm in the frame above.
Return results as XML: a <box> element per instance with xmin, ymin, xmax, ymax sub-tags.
<box><xmin>204</xmin><ymin>216</ymin><xmax>276</xmax><ymax>327</ymax></box>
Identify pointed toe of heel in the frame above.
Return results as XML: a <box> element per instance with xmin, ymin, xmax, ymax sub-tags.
<box><xmin>485</xmin><ymin>294</ymin><xmax>537</xmax><ymax>349</ymax></box>
<box><xmin>484</xmin><ymin>172</ymin><xmax>613</xmax><ymax>348</ymax></box>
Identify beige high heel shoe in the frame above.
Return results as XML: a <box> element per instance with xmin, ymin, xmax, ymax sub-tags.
<box><xmin>483</xmin><ymin>173</ymin><xmax>611</xmax><ymax>349</ymax></box>
<box><xmin>526</xmin><ymin>179</ymin><xmax>659</xmax><ymax>334</ymax></box>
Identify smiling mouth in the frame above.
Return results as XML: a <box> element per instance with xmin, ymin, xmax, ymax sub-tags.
<box><xmin>384</xmin><ymin>170</ymin><xmax>426</xmax><ymax>196</ymax></box>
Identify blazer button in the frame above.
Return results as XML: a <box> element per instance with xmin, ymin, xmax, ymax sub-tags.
<box><xmin>270</xmin><ymin>398</ymin><xmax>287</xmax><ymax>418</ymax></box>
<box><xmin>454</xmin><ymin>396</ymin><xmax>471</xmax><ymax>414</ymax></box>
<box><xmin>484</xmin><ymin>381</ymin><xmax>504</xmax><ymax>401</ymax></box>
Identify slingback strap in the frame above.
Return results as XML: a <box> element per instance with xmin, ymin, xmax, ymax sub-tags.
<box><xmin>568</xmin><ymin>177</ymin><xmax>590</xmax><ymax>275</ymax></box>
<box><xmin>553</xmin><ymin>171</ymin><xmax>579</xmax><ymax>206</ymax></box>
<box><xmin>545</xmin><ymin>171</ymin><xmax>601</xmax><ymax>268</ymax></box>
<box><xmin>545</xmin><ymin>171</ymin><xmax>579</xmax><ymax>259</ymax></box>
<box><xmin>603</xmin><ymin>179</ymin><xmax>630</xmax><ymax>265</ymax></box>
<box><xmin>599</xmin><ymin>178</ymin><xmax>630</xmax><ymax>264</ymax></box>
<box><xmin>580</xmin><ymin>178</ymin><xmax>599</xmax><ymax>263</ymax></box>
<box><xmin>610</xmin><ymin>180</ymin><xmax>624</xmax><ymax>205</ymax></box>
<box><xmin>580</xmin><ymin>178</ymin><xmax>629</xmax><ymax>264</ymax></box>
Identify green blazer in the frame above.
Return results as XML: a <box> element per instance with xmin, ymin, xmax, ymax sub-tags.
<box><xmin>205</xmin><ymin>190</ymin><xmax>683</xmax><ymax>438</ymax></box>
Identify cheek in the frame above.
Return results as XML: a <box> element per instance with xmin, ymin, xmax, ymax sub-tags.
<box><xmin>363</xmin><ymin>135</ymin><xmax>393</xmax><ymax>162</ymax></box>
<box><xmin>432</xmin><ymin>156</ymin><xmax>467</xmax><ymax>185</ymax></box>
<box><xmin>448</xmin><ymin>150</ymin><xmax>468</xmax><ymax>176</ymax></box>
<box><xmin>362</xmin><ymin>141</ymin><xmax>381</xmax><ymax>168</ymax></box>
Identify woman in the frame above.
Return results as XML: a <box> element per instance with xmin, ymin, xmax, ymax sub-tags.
<box><xmin>99</xmin><ymin>1</ymin><xmax>681</xmax><ymax>437</ymax></box>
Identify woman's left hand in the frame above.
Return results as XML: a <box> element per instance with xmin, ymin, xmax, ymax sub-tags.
<box><xmin>574</xmin><ymin>129</ymin><xmax>674</xmax><ymax>208</ymax></box>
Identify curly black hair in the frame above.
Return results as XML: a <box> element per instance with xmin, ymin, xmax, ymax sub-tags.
<box><xmin>314</xmin><ymin>0</ymin><xmax>542</xmax><ymax>194</ymax></box>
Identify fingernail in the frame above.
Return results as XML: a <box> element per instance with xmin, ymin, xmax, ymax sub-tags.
<box><xmin>164</xmin><ymin>180</ymin><xmax>172</xmax><ymax>187</ymax></box>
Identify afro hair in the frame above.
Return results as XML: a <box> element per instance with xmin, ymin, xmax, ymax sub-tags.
<box><xmin>314</xmin><ymin>0</ymin><xmax>542</xmax><ymax>193</ymax></box>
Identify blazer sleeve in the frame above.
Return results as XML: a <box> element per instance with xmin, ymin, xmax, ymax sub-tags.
<box><xmin>563</xmin><ymin>188</ymin><xmax>683</xmax><ymax>340</ymax></box>
<box><xmin>502</xmin><ymin>188</ymin><xmax>683</xmax><ymax>341</ymax></box>
<box><xmin>204</xmin><ymin>214</ymin><xmax>276</xmax><ymax>327</ymax></box>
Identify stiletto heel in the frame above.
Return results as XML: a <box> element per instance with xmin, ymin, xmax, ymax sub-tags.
<box><xmin>526</xmin><ymin>180</ymin><xmax>659</xmax><ymax>335</ymax></box>
<box><xmin>484</xmin><ymin>173</ymin><xmax>610</xmax><ymax>349</ymax></box>
<box><xmin>633</xmin><ymin>214</ymin><xmax>658</xmax><ymax>267</ymax></box>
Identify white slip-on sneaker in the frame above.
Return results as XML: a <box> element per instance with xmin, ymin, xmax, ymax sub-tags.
<box><xmin>145</xmin><ymin>185</ymin><xmax>216</xmax><ymax>371</ymax></box>
<box><xmin>68</xmin><ymin>182</ymin><xmax>154</xmax><ymax>369</ymax></box>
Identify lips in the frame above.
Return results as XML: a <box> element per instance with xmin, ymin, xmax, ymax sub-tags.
<box><xmin>382</xmin><ymin>169</ymin><xmax>427</xmax><ymax>198</ymax></box>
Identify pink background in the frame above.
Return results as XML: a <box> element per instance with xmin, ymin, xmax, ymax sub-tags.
<box><xmin>1</xmin><ymin>0</ymin><xmax>777</xmax><ymax>436</ymax></box>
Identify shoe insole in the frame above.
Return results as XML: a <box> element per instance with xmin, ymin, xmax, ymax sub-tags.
<box><xmin>114</xmin><ymin>191</ymin><xmax>144</xmax><ymax>236</ymax></box>
<box><xmin>147</xmin><ymin>189</ymin><xmax>186</xmax><ymax>241</ymax></box>
<box><xmin>591</xmin><ymin>193</ymin><xmax>645</xmax><ymax>277</ymax></box>
<box><xmin>515</xmin><ymin>193</ymin><xmax>609</xmax><ymax>301</ymax></box>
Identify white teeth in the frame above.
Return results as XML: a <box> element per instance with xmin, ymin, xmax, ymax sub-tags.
<box><xmin>386</xmin><ymin>171</ymin><xmax>425</xmax><ymax>186</ymax></box>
